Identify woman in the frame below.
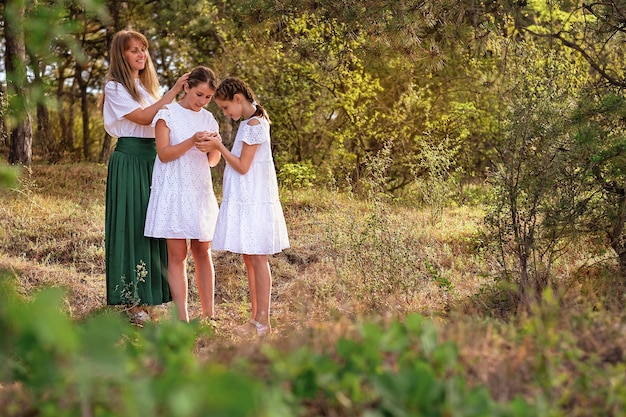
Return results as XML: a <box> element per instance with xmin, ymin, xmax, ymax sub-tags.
<box><xmin>103</xmin><ymin>29</ymin><xmax>188</xmax><ymax>322</ymax></box>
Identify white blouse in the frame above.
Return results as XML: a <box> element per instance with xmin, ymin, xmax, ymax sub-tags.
<box><xmin>103</xmin><ymin>79</ymin><xmax>157</xmax><ymax>138</ymax></box>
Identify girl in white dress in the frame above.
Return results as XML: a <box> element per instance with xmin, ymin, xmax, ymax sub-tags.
<box><xmin>144</xmin><ymin>66</ymin><xmax>222</xmax><ymax>322</ymax></box>
<box><xmin>205</xmin><ymin>77</ymin><xmax>290</xmax><ymax>337</ymax></box>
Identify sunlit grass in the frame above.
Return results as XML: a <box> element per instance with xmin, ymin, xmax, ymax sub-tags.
<box><xmin>1</xmin><ymin>189</ymin><xmax>105</xmax><ymax>275</ymax></box>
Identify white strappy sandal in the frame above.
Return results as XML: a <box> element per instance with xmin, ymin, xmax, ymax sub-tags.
<box><xmin>250</xmin><ymin>320</ymin><xmax>271</xmax><ymax>336</ymax></box>
<box><xmin>234</xmin><ymin>320</ymin><xmax>271</xmax><ymax>337</ymax></box>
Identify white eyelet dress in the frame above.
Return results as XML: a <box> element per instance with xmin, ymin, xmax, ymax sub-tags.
<box><xmin>212</xmin><ymin>116</ymin><xmax>290</xmax><ymax>255</ymax></box>
<box><xmin>144</xmin><ymin>103</ymin><xmax>220</xmax><ymax>241</ymax></box>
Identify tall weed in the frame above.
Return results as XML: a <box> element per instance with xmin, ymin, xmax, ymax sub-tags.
<box><xmin>415</xmin><ymin>136</ymin><xmax>463</xmax><ymax>223</ymax></box>
<box><xmin>323</xmin><ymin>147</ymin><xmax>432</xmax><ymax>312</ymax></box>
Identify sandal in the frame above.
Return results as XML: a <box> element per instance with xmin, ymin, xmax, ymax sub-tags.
<box><xmin>251</xmin><ymin>320</ymin><xmax>271</xmax><ymax>336</ymax></box>
<box><xmin>127</xmin><ymin>307</ymin><xmax>151</xmax><ymax>325</ymax></box>
<box><xmin>234</xmin><ymin>320</ymin><xmax>271</xmax><ymax>337</ymax></box>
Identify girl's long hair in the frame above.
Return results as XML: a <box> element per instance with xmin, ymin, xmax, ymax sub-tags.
<box><xmin>214</xmin><ymin>77</ymin><xmax>270</xmax><ymax>123</ymax></box>
<box><xmin>105</xmin><ymin>30</ymin><xmax>160</xmax><ymax>104</ymax></box>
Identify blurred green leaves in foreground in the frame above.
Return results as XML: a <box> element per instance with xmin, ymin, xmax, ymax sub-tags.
<box><xmin>0</xmin><ymin>163</ymin><xmax>19</xmax><ymax>189</ymax></box>
<box><xmin>0</xmin><ymin>272</ymin><xmax>534</xmax><ymax>417</ymax></box>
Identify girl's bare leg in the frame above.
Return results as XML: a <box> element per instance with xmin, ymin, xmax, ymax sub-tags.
<box><xmin>167</xmin><ymin>239</ymin><xmax>190</xmax><ymax>322</ymax></box>
<box><xmin>242</xmin><ymin>254</ymin><xmax>257</xmax><ymax>319</ymax></box>
<box><xmin>248</xmin><ymin>254</ymin><xmax>271</xmax><ymax>327</ymax></box>
<box><xmin>235</xmin><ymin>254</ymin><xmax>271</xmax><ymax>337</ymax></box>
<box><xmin>190</xmin><ymin>240</ymin><xmax>215</xmax><ymax>319</ymax></box>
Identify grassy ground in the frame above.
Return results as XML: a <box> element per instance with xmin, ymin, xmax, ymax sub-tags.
<box><xmin>1</xmin><ymin>162</ymin><xmax>625</xmax><ymax>415</ymax></box>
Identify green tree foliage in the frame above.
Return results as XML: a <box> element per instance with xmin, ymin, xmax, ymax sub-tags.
<box><xmin>0</xmin><ymin>163</ymin><xmax>19</xmax><ymax>188</ymax></box>
<box><xmin>485</xmin><ymin>40</ymin><xmax>590</xmax><ymax>307</ymax></box>
<box><xmin>2</xmin><ymin>0</ymin><xmax>504</xmax><ymax>189</ymax></box>
<box><xmin>568</xmin><ymin>91</ymin><xmax>626</xmax><ymax>275</ymax></box>
<box><xmin>483</xmin><ymin>1</ymin><xmax>626</xmax><ymax>301</ymax></box>
<box><xmin>518</xmin><ymin>0</ymin><xmax>626</xmax><ymax>88</ymax></box>
<box><xmin>3</xmin><ymin>0</ymin><xmax>110</xmax><ymax>162</ymax></box>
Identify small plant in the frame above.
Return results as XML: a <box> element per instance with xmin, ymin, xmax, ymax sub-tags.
<box><xmin>484</xmin><ymin>43</ymin><xmax>596</xmax><ymax>309</ymax></box>
<box><xmin>265</xmin><ymin>313</ymin><xmax>537</xmax><ymax>416</ymax></box>
<box><xmin>117</xmin><ymin>260</ymin><xmax>147</xmax><ymax>308</ymax></box>
<box><xmin>9</xmin><ymin>164</ymin><xmax>37</xmax><ymax>198</ymax></box>
<box><xmin>415</xmin><ymin>136</ymin><xmax>463</xmax><ymax>224</ymax></box>
<box><xmin>424</xmin><ymin>258</ymin><xmax>454</xmax><ymax>293</ymax></box>
<box><xmin>0</xmin><ymin>163</ymin><xmax>19</xmax><ymax>189</ymax></box>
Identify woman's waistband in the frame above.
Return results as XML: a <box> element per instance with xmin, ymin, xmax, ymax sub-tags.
<box><xmin>114</xmin><ymin>137</ymin><xmax>157</xmax><ymax>158</ymax></box>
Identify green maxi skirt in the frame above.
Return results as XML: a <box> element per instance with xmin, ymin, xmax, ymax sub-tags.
<box><xmin>105</xmin><ymin>137</ymin><xmax>171</xmax><ymax>306</ymax></box>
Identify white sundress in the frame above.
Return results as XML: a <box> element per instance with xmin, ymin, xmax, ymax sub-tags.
<box><xmin>144</xmin><ymin>103</ymin><xmax>219</xmax><ymax>241</ymax></box>
<box><xmin>212</xmin><ymin>116</ymin><xmax>290</xmax><ymax>254</ymax></box>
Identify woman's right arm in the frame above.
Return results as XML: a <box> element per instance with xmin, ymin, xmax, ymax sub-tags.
<box><xmin>125</xmin><ymin>73</ymin><xmax>190</xmax><ymax>126</ymax></box>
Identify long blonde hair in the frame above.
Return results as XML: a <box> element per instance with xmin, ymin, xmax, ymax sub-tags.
<box><xmin>105</xmin><ymin>30</ymin><xmax>160</xmax><ymax>103</ymax></box>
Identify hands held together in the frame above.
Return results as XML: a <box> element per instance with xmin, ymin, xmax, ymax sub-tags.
<box><xmin>194</xmin><ymin>131</ymin><xmax>222</xmax><ymax>153</ymax></box>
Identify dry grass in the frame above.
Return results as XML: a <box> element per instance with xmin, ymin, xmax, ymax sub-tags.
<box><xmin>2</xmin><ymin>162</ymin><xmax>626</xmax><ymax>415</ymax></box>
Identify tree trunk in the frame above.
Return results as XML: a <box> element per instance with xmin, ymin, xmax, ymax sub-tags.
<box><xmin>98</xmin><ymin>131</ymin><xmax>113</xmax><ymax>164</ymax></box>
<box><xmin>75</xmin><ymin>62</ymin><xmax>91</xmax><ymax>160</ymax></box>
<box><xmin>609</xmin><ymin>189</ymin><xmax>626</xmax><ymax>277</ymax></box>
<box><xmin>68</xmin><ymin>81</ymin><xmax>77</xmax><ymax>152</ymax></box>
<box><xmin>37</xmin><ymin>102</ymin><xmax>57</xmax><ymax>162</ymax></box>
<box><xmin>56</xmin><ymin>60</ymin><xmax>75</xmax><ymax>154</ymax></box>
<box><xmin>5</xmin><ymin>0</ymin><xmax>33</xmax><ymax>165</ymax></box>
<box><xmin>0</xmin><ymin>83</ymin><xmax>8</xmax><ymax>147</ymax></box>
<box><xmin>30</xmin><ymin>54</ymin><xmax>55</xmax><ymax>162</ymax></box>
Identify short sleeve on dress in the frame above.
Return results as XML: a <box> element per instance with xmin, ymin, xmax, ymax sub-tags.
<box><xmin>152</xmin><ymin>106</ymin><xmax>172</xmax><ymax>128</ymax></box>
<box><xmin>242</xmin><ymin>120</ymin><xmax>267</xmax><ymax>145</ymax></box>
<box><xmin>104</xmin><ymin>81</ymin><xmax>142</xmax><ymax>120</ymax></box>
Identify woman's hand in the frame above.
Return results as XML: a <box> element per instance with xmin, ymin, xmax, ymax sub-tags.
<box><xmin>173</xmin><ymin>72</ymin><xmax>191</xmax><ymax>94</ymax></box>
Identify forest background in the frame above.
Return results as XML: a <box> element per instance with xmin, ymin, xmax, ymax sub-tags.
<box><xmin>1</xmin><ymin>0</ymin><xmax>626</xmax><ymax>416</ymax></box>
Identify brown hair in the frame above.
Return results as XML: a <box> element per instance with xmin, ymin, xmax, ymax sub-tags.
<box><xmin>187</xmin><ymin>66</ymin><xmax>218</xmax><ymax>91</ymax></box>
<box><xmin>105</xmin><ymin>30</ymin><xmax>160</xmax><ymax>103</ymax></box>
<box><xmin>214</xmin><ymin>77</ymin><xmax>270</xmax><ymax>123</ymax></box>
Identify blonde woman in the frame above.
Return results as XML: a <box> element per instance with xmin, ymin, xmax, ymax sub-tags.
<box><xmin>103</xmin><ymin>29</ymin><xmax>188</xmax><ymax>322</ymax></box>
